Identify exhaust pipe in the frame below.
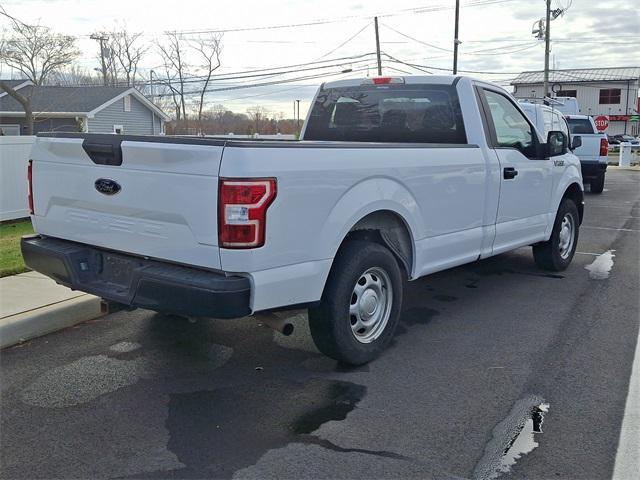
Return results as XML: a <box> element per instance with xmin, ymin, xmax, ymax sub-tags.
<box><xmin>256</xmin><ymin>313</ymin><xmax>294</xmax><ymax>336</ymax></box>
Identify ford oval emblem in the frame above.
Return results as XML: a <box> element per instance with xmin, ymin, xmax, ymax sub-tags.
<box><xmin>94</xmin><ymin>178</ymin><xmax>121</xmax><ymax>195</ymax></box>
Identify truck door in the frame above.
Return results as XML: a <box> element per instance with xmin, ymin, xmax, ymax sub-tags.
<box><xmin>477</xmin><ymin>87</ymin><xmax>554</xmax><ymax>254</ymax></box>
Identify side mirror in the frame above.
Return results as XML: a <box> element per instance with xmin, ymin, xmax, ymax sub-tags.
<box><xmin>571</xmin><ymin>135</ymin><xmax>582</xmax><ymax>150</ymax></box>
<box><xmin>547</xmin><ymin>130</ymin><xmax>568</xmax><ymax>157</ymax></box>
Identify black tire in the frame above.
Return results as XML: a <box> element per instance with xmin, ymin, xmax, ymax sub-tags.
<box><xmin>590</xmin><ymin>173</ymin><xmax>605</xmax><ymax>194</ymax></box>
<box><xmin>532</xmin><ymin>198</ymin><xmax>580</xmax><ymax>271</ymax></box>
<box><xmin>308</xmin><ymin>240</ymin><xmax>403</xmax><ymax>365</ymax></box>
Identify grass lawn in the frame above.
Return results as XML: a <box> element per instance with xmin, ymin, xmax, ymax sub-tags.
<box><xmin>0</xmin><ymin>219</ymin><xmax>34</xmax><ymax>277</ymax></box>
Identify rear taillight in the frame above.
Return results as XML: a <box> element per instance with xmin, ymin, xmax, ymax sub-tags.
<box><xmin>27</xmin><ymin>160</ymin><xmax>34</xmax><ymax>215</ymax></box>
<box><xmin>218</xmin><ymin>178</ymin><xmax>277</xmax><ymax>249</ymax></box>
<box><xmin>599</xmin><ymin>137</ymin><xmax>609</xmax><ymax>156</ymax></box>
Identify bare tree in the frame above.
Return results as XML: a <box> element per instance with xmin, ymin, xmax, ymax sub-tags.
<box><xmin>47</xmin><ymin>65</ymin><xmax>102</xmax><ymax>86</ymax></box>
<box><xmin>0</xmin><ymin>9</ymin><xmax>79</xmax><ymax>85</ymax></box>
<box><xmin>0</xmin><ymin>7</ymin><xmax>79</xmax><ymax>134</ymax></box>
<box><xmin>109</xmin><ymin>27</ymin><xmax>147</xmax><ymax>86</ymax></box>
<box><xmin>190</xmin><ymin>33</ymin><xmax>222</xmax><ymax>134</ymax></box>
<box><xmin>158</xmin><ymin>32</ymin><xmax>188</xmax><ymax>122</ymax></box>
<box><xmin>246</xmin><ymin>106</ymin><xmax>270</xmax><ymax>134</ymax></box>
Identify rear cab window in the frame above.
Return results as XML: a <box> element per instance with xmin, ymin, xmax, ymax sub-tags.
<box><xmin>304</xmin><ymin>83</ymin><xmax>467</xmax><ymax>144</ymax></box>
<box><xmin>567</xmin><ymin>118</ymin><xmax>596</xmax><ymax>134</ymax></box>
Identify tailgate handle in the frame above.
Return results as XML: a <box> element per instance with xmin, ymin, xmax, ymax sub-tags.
<box><xmin>82</xmin><ymin>139</ymin><xmax>123</xmax><ymax>166</ymax></box>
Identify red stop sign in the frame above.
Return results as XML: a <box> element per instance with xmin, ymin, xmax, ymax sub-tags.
<box><xmin>594</xmin><ymin>115</ymin><xmax>609</xmax><ymax>132</ymax></box>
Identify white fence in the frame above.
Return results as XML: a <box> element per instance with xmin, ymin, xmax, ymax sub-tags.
<box><xmin>0</xmin><ymin>136</ymin><xmax>35</xmax><ymax>221</ymax></box>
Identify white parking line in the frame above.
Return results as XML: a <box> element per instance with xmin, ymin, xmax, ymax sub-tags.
<box><xmin>583</xmin><ymin>226</ymin><xmax>640</xmax><ymax>233</ymax></box>
<box><xmin>612</xmin><ymin>320</ymin><xmax>640</xmax><ymax>480</ymax></box>
<box><xmin>587</xmin><ymin>205</ymin><xmax>637</xmax><ymax>210</ymax></box>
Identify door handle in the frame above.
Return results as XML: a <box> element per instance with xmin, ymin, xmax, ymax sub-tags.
<box><xmin>503</xmin><ymin>167</ymin><xmax>518</xmax><ymax>180</ymax></box>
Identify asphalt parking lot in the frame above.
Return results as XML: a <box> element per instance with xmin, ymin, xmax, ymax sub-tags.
<box><xmin>1</xmin><ymin>169</ymin><xmax>639</xmax><ymax>480</ymax></box>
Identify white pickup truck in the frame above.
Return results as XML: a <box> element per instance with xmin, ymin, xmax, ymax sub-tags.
<box><xmin>22</xmin><ymin>76</ymin><xmax>584</xmax><ymax>364</ymax></box>
<box><xmin>564</xmin><ymin>115</ymin><xmax>609</xmax><ymax>193</ymax></box>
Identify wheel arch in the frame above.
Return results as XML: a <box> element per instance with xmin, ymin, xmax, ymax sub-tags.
<box><xmin>317</xmin><ymin>177</ymin><xmax>424</xmax><ymax>280</ymax></box>
<box><xmin>562</xmin><ymin>182</ymin><xmax>584</xmax><ymax>224</ymax></box>
<box><xmin>340</xmin><ymin>210</ymin><xmax>415</xmax><ymax>279</ymax></box>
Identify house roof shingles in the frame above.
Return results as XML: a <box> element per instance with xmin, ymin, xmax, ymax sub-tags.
<box><xmin>0</xmin><ymin>85</ymin><xmax>131</xmax><ymax>113</ymax></box>
<box><xmin>511</xmin><ymin>67</ymin><xmax>640</xmax><ymax>85</ymax></box>
<box><xmin>0</xmin><ymin>79</ymin><xmax>31</xmax><ymax>89</ymax></box>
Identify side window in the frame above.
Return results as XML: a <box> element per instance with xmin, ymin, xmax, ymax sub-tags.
<box><xmin>483</xmin><ymin>89</ymin><xmax>536</xmax><ymax>157</ymax></box>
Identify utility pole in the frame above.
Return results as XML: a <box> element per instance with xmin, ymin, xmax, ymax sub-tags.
<box><xmin>374</xmin><ymin>17</ymin><xmax>382</xmax><ymax>76</ymax></box>
<box><xmin>453</xmin><ymin>0</ymin><xmax>460</xmax><ymax>74</ymax></box>
<box><xmin>296</xmin><ymin>100</ymin><xmax>301</xmax><ymax>130</ymax></box>
<box><xmin>90</xmin><ymin>33</ymin><xmax>109</xmax><ymax>86</ymax></box>
<box><xmin>543</xmin><ymin>0</ymin><xmax>551</xmax><ymax>98</ymax></box>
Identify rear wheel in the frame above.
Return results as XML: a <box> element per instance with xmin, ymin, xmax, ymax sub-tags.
<box><xmin>308</xmin><ymin>240</ymin><xmax>403</xmax><ymax>365</ymax></box>
<box><xmin>532</xmin><ymin>198</ymin><xmax>579</xmax><ymax>271</ymax></box>
<box><xmin>590</xmin><ymin>173</ymin><xmax>605</xmax><ymax>194</ymax></box>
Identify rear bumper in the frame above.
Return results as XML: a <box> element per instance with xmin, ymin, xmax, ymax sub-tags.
<box><xmin>580</xmin><ymin>162</ymin><xmax>607</xmax><ymax>179</ymax></box>
<box><xmin>21</xmin><ymin>235</ymin><xmax>251</xmax><ymax>319</ymax></box>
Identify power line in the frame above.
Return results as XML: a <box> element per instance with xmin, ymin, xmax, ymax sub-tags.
<box><xmin>382</xmin><ymin>53</ymin><xmax>433</xmax><ymax>74</ymax></box>
<box><xmin>216</xmin><ymin>66</ymin><xmax>378</xmax><ymax>103</ymax></box>
<box><xmin>380</xmin><ymin>23</ymin><xmax>544</xmax><ymax>57</ymax></box>
<box><xmin>380</xmin><ymin>22</ymin><xmax>452</xmax><ymax>52</ymax></box>
<box><xmin>69</xmin><ymin>53</ymin><xmax>377</xmax><ymax>87</ymax></box>
<box><xmin>460</xmin><ymin>42</ymin><xmax>541</xmax><ymax>55</ymax></box>
<box><xmin>80</xmin><ymin>0</ymin><xmax>519</xmax><ymax>39</ymax></box>
<box><xmin>153</xmin><ymin>65</ymin><xmax>372</xmax><ymax>98</ymax></box>
<box><xmin>317</xmin><ymin>23</ymin><xmax>371</xmax><ymax>59</ymax></box>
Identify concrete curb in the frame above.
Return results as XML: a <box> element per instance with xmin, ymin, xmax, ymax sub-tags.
<box><xmin>0</xmin><ymin>295</ymin><xmax>104</xmax><ymax>349</ymax></box>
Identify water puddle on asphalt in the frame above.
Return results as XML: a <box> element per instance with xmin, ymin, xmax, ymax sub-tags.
<box><xmin>585</xmin><ymin>250</ymin><xmax>616</xmax><ymax>280</ymax></box>
<box><xmin>495</xmin><ymin>403</ymin><xmax>549</xmax><ymax>478</ymax></box>
<box><xmin>472</xmin><ymin>396</ymin><xmax>550</xmax><ymax>480</ymax></box>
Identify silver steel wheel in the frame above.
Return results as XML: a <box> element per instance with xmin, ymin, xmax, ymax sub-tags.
<box><xmin>558</xmin><ymin>213</ymin><xmax>575</xmax><ymax>260</ymax></box>
<box><xmin>349</xmin><ymin>267</ymin><xmax>393</xmax><ymax>344</ymax></box>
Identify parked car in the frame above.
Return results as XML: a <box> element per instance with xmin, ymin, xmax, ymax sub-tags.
<box><xmin>607</xmin><ymin>134</ymin><xmax>619</xmax><ymax>145</ymax></box>
<box><xmin>564</xmin><ymin>115</ymin><xmax>609</xmax><ymax>193</ymax></box>
<box><xmin>611</xmin><ymin>134</ymin><xmax>639</xmax><ymax>145</ymax></box>
<box><xmin>22</xmin><ymin>76</ymin><xmax>584</xmax><ymax>365</ymax></box>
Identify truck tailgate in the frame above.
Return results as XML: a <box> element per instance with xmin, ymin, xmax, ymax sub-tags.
<box><xmin>31</xmin><ymin>135</ymin><xmax>224</xmax><ymax>270</ymax></box>
<box><xmin>573</xmin><ymin>134</ymin><xmax>605</xmax><ymax>162</ymax></box>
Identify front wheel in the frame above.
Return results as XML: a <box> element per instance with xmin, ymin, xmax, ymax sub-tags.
<box><xmin>308</xmin><ymin>240</ymin><xmax>403</xmax><ymax>365</ymax></box>
<box><xmin>532</xmin><ymin>198</ymin><xmax>580</xmax><ymax>271</ymax></box>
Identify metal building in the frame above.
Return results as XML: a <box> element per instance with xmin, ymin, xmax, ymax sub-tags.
<box><xmin>511</xmin><ymin>67</ymin><xmax>640</xmax><ymax>136</ymax></box>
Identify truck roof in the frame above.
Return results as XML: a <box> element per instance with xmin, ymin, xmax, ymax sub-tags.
<box><xmin>323</xmin><ymin>75</ymin><xmax>462</xmax><ymax>89</ymax></box>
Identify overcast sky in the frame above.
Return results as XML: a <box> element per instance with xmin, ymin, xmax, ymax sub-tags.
<box><xmin>1</xmin><ymin>0</ymin><xmax>638</xmax><ymax>117</ymax></box>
